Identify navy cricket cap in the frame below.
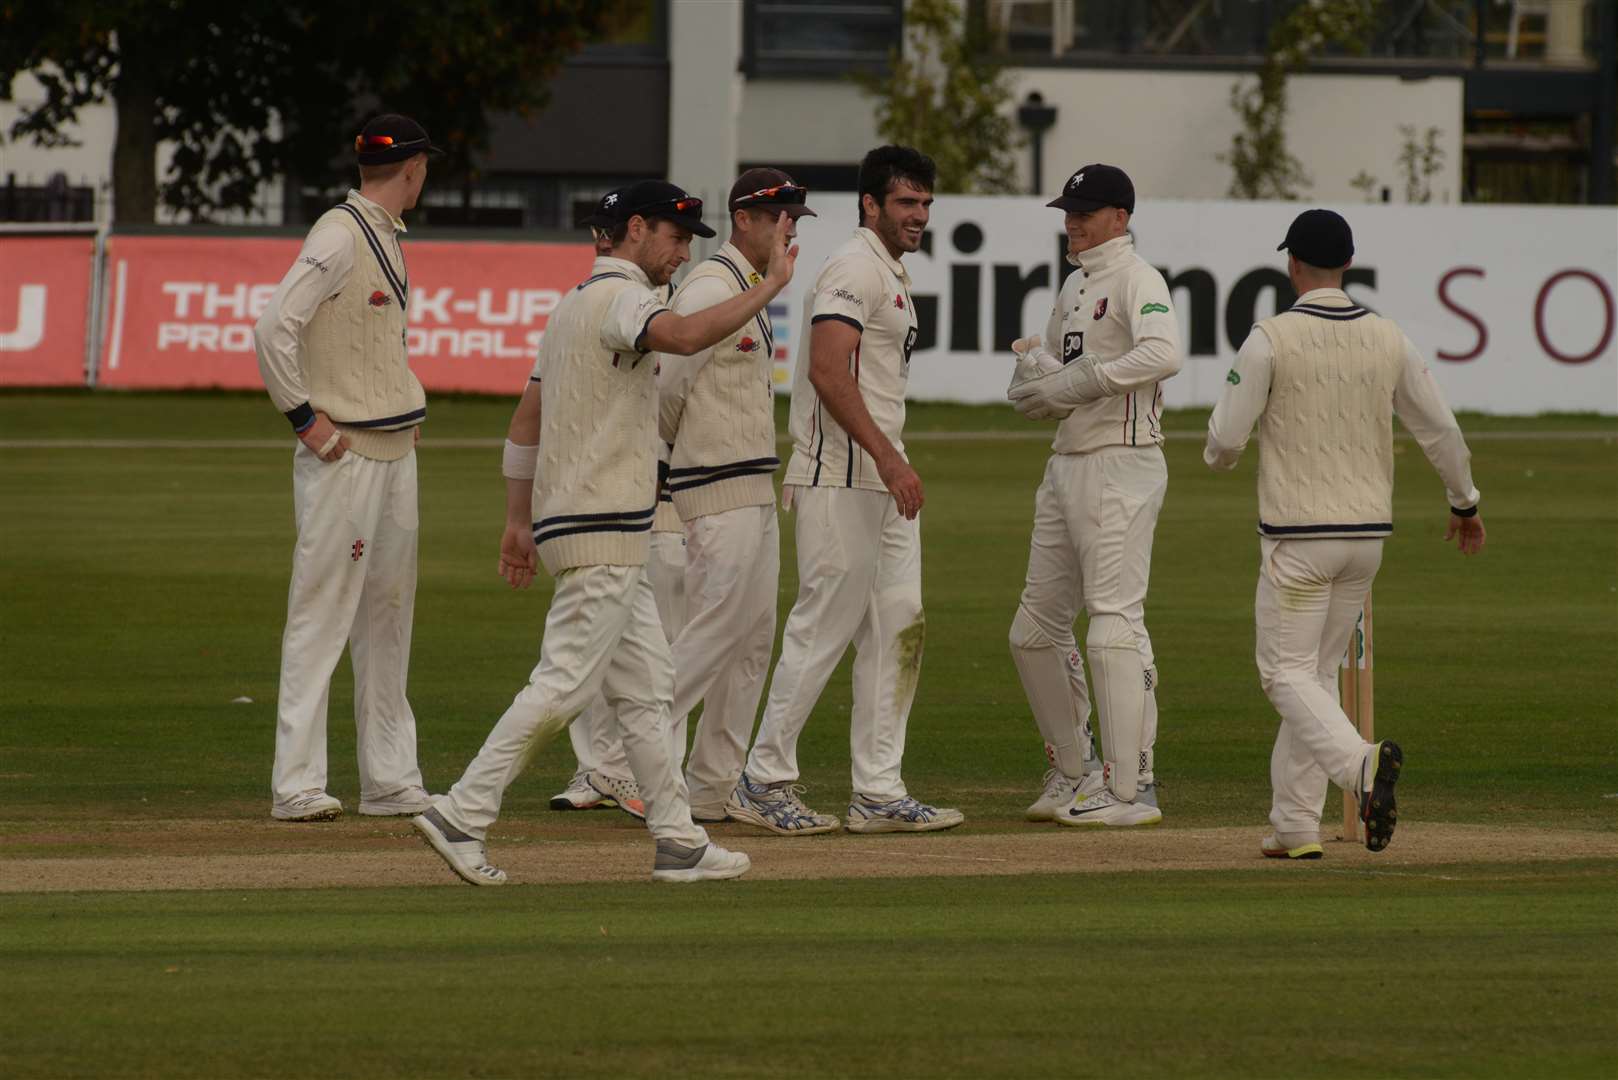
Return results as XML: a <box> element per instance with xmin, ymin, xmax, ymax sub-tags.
<box><xmin>1279</xmin><ymin>209</ymin><xmax>1354</xmax><ymax>268</ymax></box>
<box><xmin>605</xmin><ymin>180</ymin><xmax>716</xmax><ymax>238</ymax></box>
<box><xmin>355</xmin><ymin>114</ymin><xmax>444</xmax><ymax>165</ymax></box>
<box><xmin>579</xmin><ymin>187</ymin><xmax>625</xmax><ymax>229</ymax></box>
<box><xmin>1048</xmin><ymin>164</ymin><xmax>1135</xmax><ymax>213</ymax></box>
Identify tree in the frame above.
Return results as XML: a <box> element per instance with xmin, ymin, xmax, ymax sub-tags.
<box><xmin>1222</xmin><ymin>0</ymin><xmax>1380</xmax><ymax>200</ymax></box>
<box><xmin>855</xmin><ymin>0</ymin><xmax>1021</xmax><ymax>194</ymax></box>
<box><xmin>0</xmin><ymin>1</ymin><xmax>627</xmax><ymax>223</ymax></box>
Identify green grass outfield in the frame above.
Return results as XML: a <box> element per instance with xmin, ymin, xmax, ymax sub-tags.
<box><xmin>2</xmin><ymin>392</ymin><xmax>1615</xmax><ymax>1078</ymax></box>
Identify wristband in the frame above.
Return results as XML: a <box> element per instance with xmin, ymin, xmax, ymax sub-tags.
<box><xmin>285</xmin><ymin>402</ymin><xmax>316</xmax><ymax>433</ymax></box>
<box><xmin>1450</xmin><ymin>504</ymin><xmax>1478</xmax><ymax>518</ymax></box>
<box><xmin>502</xmin><ymin>440</ymin><xmax>539</xmax><ymax>480</ymax></box>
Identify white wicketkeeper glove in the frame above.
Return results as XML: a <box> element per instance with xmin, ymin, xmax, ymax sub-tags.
<box><xmin>1007</xmin><ymin>352</ymin><xmax>1107</xmax><ymax>421</ymax></box>
<box><xmin>1007</xmin><ymin>335</ymin><xmax>1066</xmax><ymax>415</ymax></box>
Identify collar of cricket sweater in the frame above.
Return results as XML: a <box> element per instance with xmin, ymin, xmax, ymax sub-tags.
<box><xmin>854</xmin><ymin>227</ymin><xmax>911</xmax><ymax>282</ymax></box>
<box><xmin>1068</xmin><ymin>233</ymin><xmax>1133</xmax><ymax>273</ymax></box>
<box><xmin>344</xmin><ymin>189</ymin><xmax>406</xmax><ymax>235</ymax></box>
<box><xmin>1292</xmin><ymin>286</ymin><xmax>1356</xmax><ymax>309</ymax></box>
<box><xmin>589</xmin><ymin>254</ymin><xmax>658</xmax><ymax>288</ymax></box>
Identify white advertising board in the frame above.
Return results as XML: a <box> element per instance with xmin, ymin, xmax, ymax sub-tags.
<box><xmin>769</xmin><ymin>197</ymin><xmax>1617</xmax><ymax>415</ymax></box>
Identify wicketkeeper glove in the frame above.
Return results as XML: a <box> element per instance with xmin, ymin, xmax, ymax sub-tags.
<box><xmin>1007</xmin><ymin>352</ymin><xmax>1107</xmax><ymax>421</ymax></box>
<box><xmin>1007</xmin><ymin>335</ymin><xmax>1066</xmax><ymax>410</ymax></box>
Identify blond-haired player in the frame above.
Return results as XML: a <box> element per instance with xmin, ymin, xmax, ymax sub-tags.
<box><xmin>1006</xmin><ymin>164</ymin><xmax>1182</xmax><ymax>828</ymax></box>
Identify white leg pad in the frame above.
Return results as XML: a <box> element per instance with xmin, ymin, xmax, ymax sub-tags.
<box><xmin>1009</xmin><ymin>604</ymin><xmax>1094</xmax><ymax>778</ymax></box>
<box><xmin>1088</xmin><ymin>612</ymin><xmax>1145</xmax><ymax>801</ymax></box>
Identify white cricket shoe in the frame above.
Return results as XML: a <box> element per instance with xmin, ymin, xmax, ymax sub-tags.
<box><xmin>550</xmin><ymin>769</ymin><xmax>614</xmax><ymax>811</ymax></box>
<box><xmin>650</xmin><ymin>840</ymin><xmax>751</xmax><ymax>883</ymax></box>
<box><xmin>359</xmin><ymin>785</ymin><xmax>435</xmax><ymax>817</ymax></box>
<box><xmin>586</xmin><ymin>770</ymin><xmax>646</xmax><ymax>820</ymax></box>
<box><xmin>845</xmin><ymin>794</ymin><xmax>964</xmax><ymax>834</ymax></box>
<box><xmin>725</xmin><ymin>772</ymin><xmax>839</xmax><ymax>835</ymax></box>
<box><xmin>1260</xmin><ymin>833</ymin><xmax>1324</xmax><ymax>860</ymax></box>
<box><xmin>271</xmin><ymin>790</ymin><xmax>343</xmax><ymax>822</ymax></box>
<box><xmin>1053</xmin><ymin>788</ymin><xmax>1163</xmax><ymax>828</ymax></box>
<box><xmin>1026</xmin><ymin>769</ymin><xmax>1100</xmax><ymax>821</ymax></box>
<box><xmin>412</xmin><ymin>805</ymin><xmax>507</xmax><ymax>886</ymax></box>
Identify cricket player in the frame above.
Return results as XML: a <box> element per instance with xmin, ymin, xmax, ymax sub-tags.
<box><xmin>729</xmin><ymin>145</ymin><xmax>963</xmax><ymax>836</ymax></box>
<box><xmin>547</xmin><ymin>189</ymin><xmax>677</xmax><ymax>820</ymax></box>
<box><xmin>653</xmin><ymin>168</ymin><xmax>817</xmax><ymax>822</ymax></box>
<box><xmin>1205</xmin><ymin>208</ymin><xmax>1484</xmax><ymax>858</ymax></box>
<box><xmin>413</xmin><ymin>180</ymin><xmax>797</xmax><ymax>885</ymax></box>
<box><xmin>253</xmin><ymin>114</ymin><xmax>441</xmax><ymax>823</ymax></box>
<box><xmin>1005</xmin><ymin>164</ymin><xmax>1181</xmax><ymax>828</ymax></box>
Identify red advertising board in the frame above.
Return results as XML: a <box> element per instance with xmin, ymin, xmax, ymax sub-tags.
<box><xmin>0</xmin><ymin>234</ymin><xmax>95</xmax><ymax>386</ymax></box>
<box><xmin>97</xmin><ymin>234</ymin><xmax>596</xmax><ymax>393</ymax></box>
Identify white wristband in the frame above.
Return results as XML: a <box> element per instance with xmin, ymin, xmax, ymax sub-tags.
<box><xmin>502</xmin><ymin>439</ymin><xmax>539</xmax><ymax>480</ymax></box>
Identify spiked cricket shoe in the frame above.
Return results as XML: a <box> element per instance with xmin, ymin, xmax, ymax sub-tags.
<box><xmin>550</xmin><ymin>769</ymin><xmax>615</xmax><ymax>811</ymax></box>
<box><xmin>725</xmin><ymin>772</ymin><xmax>839</xmax><ymax>835</ymax></box>
<box><xmin>586</xmin><ymin>770</ymin><xmax>646</xmax><ymax>820</ymax></box>
<box><xmin>845</xmin><ymin>794</ymin><xmax>964</xmax><ymax>834</ymax></box>
<box><xmin>359</xmin><ymin>786</ymin><xmax>435</xmax><ymax>817</ymax></box>
<box><xmin>271</xmin><ymin>790</ymin><xmax>343</xmax><ymax>822</ymax></box>
<box><xmin>1359</xmin><ymin>740</ymin><xmax>1403</xmax><ymax>852</ymax></box>
<box><xmin>1054</xmin><ymin>788</ymin><xmax>1162</xmax><ymax>828</ymax></box>
<box><xmin>1261</xmin><ymin>834</ymin><xmax>1324</xmax><ymax>860</ymax></box>
<box><xmin>412</xmin><ymin>805</ymin><xmax>506</xmax><ymax>886</ymax></box>
<box><xmin>650</xmin><ymin>840</ymin><xmax>751</xmax><ymax>882</ymax></box>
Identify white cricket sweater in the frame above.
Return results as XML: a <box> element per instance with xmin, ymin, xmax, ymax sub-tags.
<box><xmin>529</xmin><ymin>256</ymin><xmax>671</xmax><ymax>573</ymax></box>
<box><xmin>655</xmin><ymin>242</ymin><xmax>779</xmax><ymax>520</ymax></box>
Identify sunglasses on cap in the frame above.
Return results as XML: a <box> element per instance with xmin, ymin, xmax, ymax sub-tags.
<box><xmin>355</xmin><ymin>134</ymin><xmax>430</xmax><ymax>153</ymax></box>
<box><xmin>733</xmin><ymin>183</ymin><xmax>809</xmax><ymax>207</ymax></box>
<box><xmin>629</xmin><ymin>195</ymin><xmax>704</xmax><ymax>218</ymax></box>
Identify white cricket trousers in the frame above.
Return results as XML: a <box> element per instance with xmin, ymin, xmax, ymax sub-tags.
<box><xmin>1256</xmin><ymin>537</ymin><xmax>1382</xmax><ymax>840</ymax></box>
<box><xmin>567</xmin><ymin>530</ymin><xmax>688</xmax><ymax>779</ymax></box>
<box><xmin>675</xmin><ymin>504</ymin><xmax>780</xmax><ymax>812</ymax></box>
<box><xmin>439</xmin><ymin>563</ymin><xmax>707</xmax><ymax>847</ymax></box>
<box><xmin>1015</xmin><ymin>448</ymin><xmax>1166</xmax><ymax>780</ymax></box>
<box><xmin>272</xmin><ymin>445</ymin><xmax>424</xmax><ymax>805</ymax></box>
<box><xmin>746</xmin><ymin>486</ymin><xmax>923</xmax><ymax>801</ymax></box>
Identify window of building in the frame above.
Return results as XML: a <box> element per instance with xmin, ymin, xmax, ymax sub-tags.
<box><xmin>744</xmin><ymin>0</ymin><xmax>905</xmax><ymax>77</ymax></box>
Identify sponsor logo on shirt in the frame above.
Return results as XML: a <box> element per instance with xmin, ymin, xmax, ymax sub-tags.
<box><xmin>299</xmin><ymin>256</ymin><xmax>328</xmax><ymax>274</ymax></box>
<box><xmin>737</xmin><ymin>336</ymin><xmax>760</xmax><ymax>353</ymax></box>
<box><xmin>1226</xmin><ymin>369</ymin><xmax>1241</xmax><ymax>385</ymax></box>
<box><xmin>1093</xmin><ymin>298</ymin><xmax>1107</xmax><ymax>320</ymax></box>
<box><xmin>831</xmin><ymin>287</ymin><xmax>862</xmax><ymax>307</ymax></box>
<box><xmin>894</xmin><ymin>294</ymin><xmax>906</xmax><ymax>310</ymax></box>
<box><xmin>369</xmin><ymin>290</ymin><xmax>392</xmax><ymax>307</ymax></box>
<box><xmin>1140</xmin><ymin>301</ymin><xmax>1169</xmax><ymax>315</ymax></box>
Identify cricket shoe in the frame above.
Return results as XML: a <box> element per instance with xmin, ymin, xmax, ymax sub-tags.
<box><xmin>412</xmin><ymin>805</ymin><xmax>506</xmax><ymax>886</ymax></box>
<box><xmin>724</xmin><ymin>772</ymin><xmax>839</xmax><ymax>835</ymax></box>
<box><xmin>1261</xmin><ymin>833</ymin><xmax>1324</xmax><ymax>860</ymax></box>
<box><xmin>1054</xmin><ymin>788</ymin><xmax>1162</xmax><ymax>828</ymax></box>
<box><xmin>845</xmin><ymin>794</ymin><xmax>964</xmax><ymax>834</ymax></box>
<box><xmin>1025</xmin><ymin>768</ymin><xmax>1099</xmax><ymax>822</ymax></box>
<box><xmin>550</xmin><ymin>769</ymin><xmax>616</xmax><ymax>811</ymax></box>
<box><xmin>650</xmin><ymin>840</ymin><xmax>751</xmax><ymax>883</ymax></box>
<box><xmin>1359</xmin><ymin>740</ymin><xmax>1403</xmax><ymax>852</ymax></box>
<box><xmin>359</xmin><ymin>785</ymin><xmax>435</xmax><ymax>817</ymax></box>
<box><xmin>586</xmin><ymin>770</ymin><xmax>646</xmax><ymax>821</ymax></box>
<box><xmin>271</xmin><ymin>790</ymin><xmax>343</xmax><ymax>822</ymax></box>
<box><xmin>1136</xmin><ymin>781</ymin><xmax>1160</xmax><ymax>810</ymax></box>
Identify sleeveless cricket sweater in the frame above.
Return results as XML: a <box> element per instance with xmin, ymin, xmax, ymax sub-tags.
<box><xmin>531</xmin><ymin>265</ymin><xmax>663</xmax><ymax>573</ymax></box>
<box><xmin>1253</xmin><ymin>295</ymin><xmax>1406</xmax><ymax>538</ymax></box>
<box><xmin>300</xmin><ymin>201</ymin><xmax>424</xmax><ymax>461</ymax></box>
<box><xmin>664</xmin><ymin>247</ymin><xmax>779</xmax><ymax>520</ymax></box>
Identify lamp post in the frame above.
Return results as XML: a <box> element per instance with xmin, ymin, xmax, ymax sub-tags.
<box><xmin>1017</xmin><ymin>91</ymin><xmax>1059</xmax><ymax>196</ymax></box>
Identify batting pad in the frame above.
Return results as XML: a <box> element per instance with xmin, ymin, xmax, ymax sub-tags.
<box><xmin>1088</xmin><ymin>613</ymin><xmax>1146</xmax><ymax>800</ymax></box>
<box><xmin>1009</xmin><ymin>605</ymin><xmax>1093</xmax><ymax>778</ymax></box>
